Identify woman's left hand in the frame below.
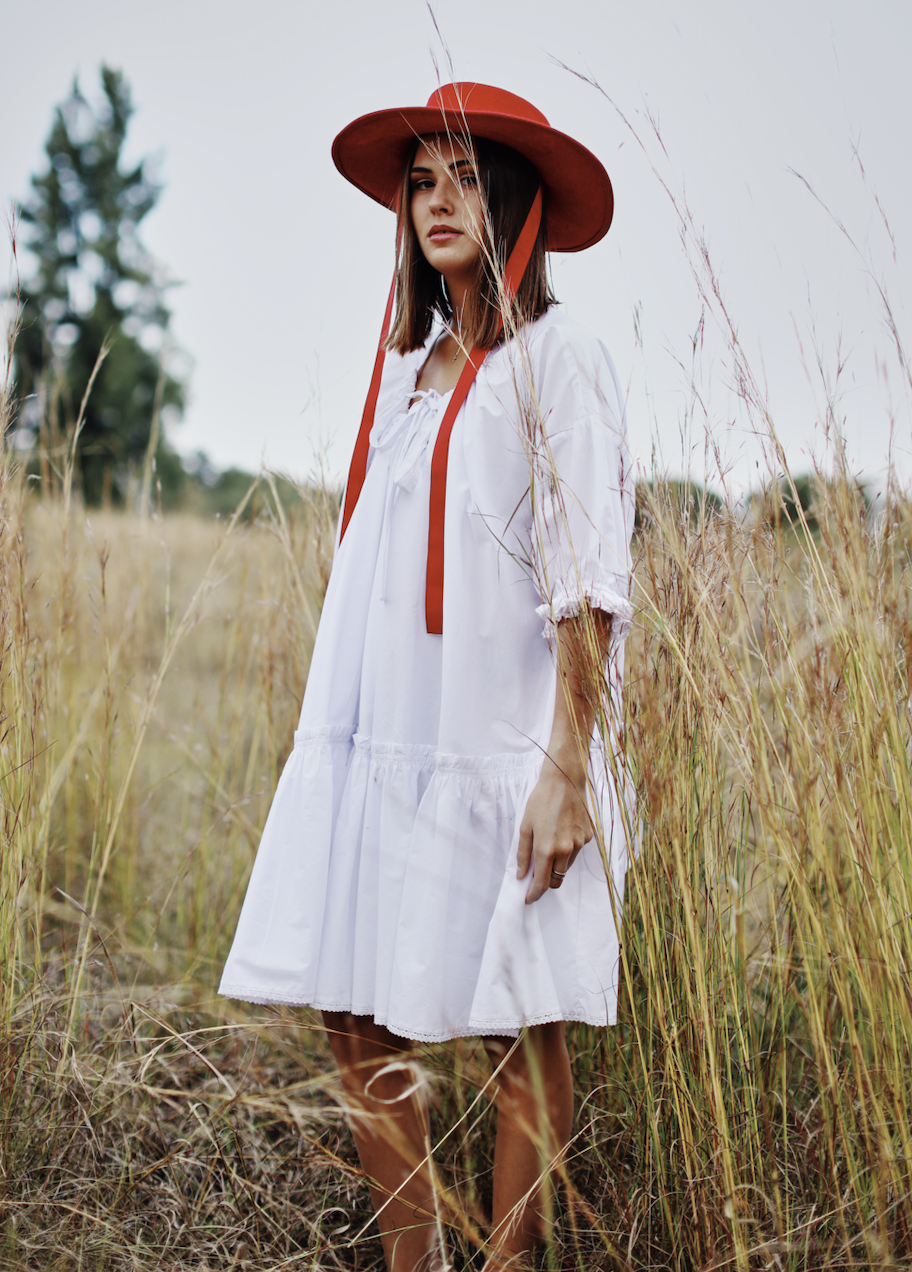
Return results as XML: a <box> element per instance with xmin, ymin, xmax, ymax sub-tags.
<box><xmin>517</xmin><ymin>757</ymin><xmax>593</xmax><ymax>905</ymax></box>
<box><xmin>518</xmin><ymin>606</ymin><xmax>610</xmax><ymax>906</ymax></box>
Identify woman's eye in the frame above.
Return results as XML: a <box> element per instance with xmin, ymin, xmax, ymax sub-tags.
<box><xmin>461</xmin><ymin>173</ymin><xmax>478</xmax><ymax>187</ymax></box>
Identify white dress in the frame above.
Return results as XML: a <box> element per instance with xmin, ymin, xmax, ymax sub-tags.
<box><xmin>219</xmin><ymin>308</ymin><xmax>635</xmax><ymax>1042</ymax></box>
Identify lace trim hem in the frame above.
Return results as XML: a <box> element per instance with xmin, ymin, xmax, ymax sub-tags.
<box><xmin>217</xmin><ymin>986</ymin><xmax>613</xmax><ymax>1042</ymax></box>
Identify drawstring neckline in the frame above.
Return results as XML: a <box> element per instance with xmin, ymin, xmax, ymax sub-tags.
<box><xmin>370</xmin><ymin>389</ymin><xmax>451</xmax><ymax>602</ymax></box>
<box><xmin>339</xmin><ymin>186</ymin><xmax>544</xmax><ymax>634</ymax></box>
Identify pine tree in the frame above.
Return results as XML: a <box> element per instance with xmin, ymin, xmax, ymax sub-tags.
<box><xmin>14</xmin><ymin>66</ymin><xmax>186</xmax><ymax>505</ymax></box>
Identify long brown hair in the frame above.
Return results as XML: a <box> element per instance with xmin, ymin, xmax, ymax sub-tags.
<box><xmin>386</xmin><ymin>135</ymin><xmax>556</xmax><ymax>355</ymax></box>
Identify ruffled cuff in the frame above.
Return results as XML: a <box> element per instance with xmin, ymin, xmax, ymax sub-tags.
<box><xmin>535</xmin><ymin>581</ymin><xmax>633</xmax><ymax>653</ymax></box>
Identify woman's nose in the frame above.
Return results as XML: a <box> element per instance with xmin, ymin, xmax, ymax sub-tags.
<box><xmin>430</xmin><ymin>181</ymin><xmax>454</xmax><ymax>213</ymax></box>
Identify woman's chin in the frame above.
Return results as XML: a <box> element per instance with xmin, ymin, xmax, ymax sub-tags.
<box><xmin>424</xmin><ymin>244</ymin><xmax>478</xmax><ymax>275</ymax></box>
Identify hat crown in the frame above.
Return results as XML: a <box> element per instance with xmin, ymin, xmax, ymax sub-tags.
<box><xmin>425</xmin><ymin>83</ymin><xmax>550</xmax><ymax>129</ymax></box>
<box><xmin>332</xmin><ymin>83</ymin><xmax>611</xmax><ymax>252</ymax></box>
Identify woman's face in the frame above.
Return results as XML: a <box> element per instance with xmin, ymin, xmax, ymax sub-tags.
<box><xmin>409</xmin><ymin>135</ymin><xmax>484</xmax><ymax>284</ymax></box>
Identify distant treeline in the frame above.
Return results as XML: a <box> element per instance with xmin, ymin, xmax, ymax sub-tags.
<box><xmin>171</xmin><ymin>462</ymin><xmax>338</xmax><ymax>522</ymax></box>
<box><xmin>174</xmin><ymin>468</ymin><xmax>864</xmax><ymax>530</ymax></box>
<box><xmin>634</xmin><ymin>474</ymin><xmax>869</xmax><ymax>533</ymax></box>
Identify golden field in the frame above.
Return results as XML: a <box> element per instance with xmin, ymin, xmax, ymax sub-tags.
<box><xmin>3</xmin><ymin>429</ymin><xmax>912</xmax><ymax>1269</ymax></box>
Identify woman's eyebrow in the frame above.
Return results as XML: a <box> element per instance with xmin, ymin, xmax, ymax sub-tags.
<box><xmin>409</xmin><ymin>159</ymin><xmax>474</xmax><ymax>176</ymax></box>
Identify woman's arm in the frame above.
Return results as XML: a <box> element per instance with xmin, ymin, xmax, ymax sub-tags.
<box><xmin>517</xmin><ymin>606</ymin><xmax>613</xmax><ymax>904</ymax></box>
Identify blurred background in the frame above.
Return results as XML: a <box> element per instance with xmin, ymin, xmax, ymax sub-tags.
<box><xmin>2</xmin><ymin>0</ymin><xmax>910</xmax><ymax>502</ymax></box>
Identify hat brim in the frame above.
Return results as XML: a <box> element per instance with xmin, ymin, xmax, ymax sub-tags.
<box><xmin>332</xmin><ymin>106</ymin><xmax>613</xmax><ymax>253</ymax></box>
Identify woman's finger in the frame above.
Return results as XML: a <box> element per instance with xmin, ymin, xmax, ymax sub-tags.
<box><xmin>548</xmin><ymin>856</ymin><xmax>572</xmax><ymax>889</ymax></box>
<box><xmin>516</xmin><ymin>816</ymin><xmax>533</xmax><ymax>880</ymax></box>
<box><xmin>526</xmin><ymin>838</ymin><xmax>564</xmax><ymax>905</ymax></box>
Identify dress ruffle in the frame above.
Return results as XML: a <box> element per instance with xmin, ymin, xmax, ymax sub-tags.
<box><xmin>219</xmin><ymin>728</ymin><xmax>626</xmax><ymax>1042</ymax></box>
<box><xmin>535</xmin><ymin>581</ymin><xmax>634</xmax><ymax>652</ymax></box>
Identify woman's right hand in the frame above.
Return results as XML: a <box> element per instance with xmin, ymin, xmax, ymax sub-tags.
<box><xmin>516</xmin><ymin>754</ymin><xmax>593</xmax><ymax>905</ymax></box>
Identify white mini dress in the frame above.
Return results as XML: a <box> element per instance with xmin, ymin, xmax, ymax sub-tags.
<box><xmin>219</xmin><ymin>308</ymin><xmax>635</xmax><ymax>1042</ymax></box>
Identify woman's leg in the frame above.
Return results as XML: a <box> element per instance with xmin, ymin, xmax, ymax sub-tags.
<box><xmin>322</xmin><ymin>1011</ymin><xmax>443</xmax><ymax>1272</ymax></box>
<box><xmin>482</xmin><ymin>1021</ymin><xmax>574</xmax><ymax>1269</ymax></box>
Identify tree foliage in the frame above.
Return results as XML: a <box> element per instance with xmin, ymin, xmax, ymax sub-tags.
<box><xmin>14</xmin><ymin>65</ymin><xmax>186</xmax><ymax>505</ymax></box>
<box><xmin>754</xmin><ymin>473</ymin><xmax>870</xmax><ymax>534</ymax></box>
<box><xmin>634</xmin><ymin>478</ymin><xmax>722</xmax><ymax>531</ymax></box>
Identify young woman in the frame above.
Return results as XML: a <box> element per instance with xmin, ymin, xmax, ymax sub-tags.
<box><xmin>220</xmin><ymin>83</ymin><xmax>634</xmax><ymax>1271</ymax></box>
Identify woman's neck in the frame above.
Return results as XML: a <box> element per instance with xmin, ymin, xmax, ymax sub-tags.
<box><xmin>445</xmin><ymin>276</ymin><xmax>473</xmax><ymax>349</ymax></box>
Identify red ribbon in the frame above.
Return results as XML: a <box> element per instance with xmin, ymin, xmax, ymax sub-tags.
<box><xmin>340</xmin><ymin>187</ymin><xmax>544</xmax><ymax>634</ymax></box>
<box><xmin>338</xmin><ymin>242</ymin><xmax>400</xmax><ymax>541</ymax></box>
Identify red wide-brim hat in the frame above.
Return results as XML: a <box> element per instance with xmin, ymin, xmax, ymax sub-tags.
<box><xmin>332</xmin><ymin>82</ymin><xmax>613</xmax><ymax>253</ymax></box>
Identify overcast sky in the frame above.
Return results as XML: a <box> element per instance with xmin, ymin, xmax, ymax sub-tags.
<box><xmin>3</xmin><ymin>0</ymin><xmax>910</xmax><ymax>497</ymax></box>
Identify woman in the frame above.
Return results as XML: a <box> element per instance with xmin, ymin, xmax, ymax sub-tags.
<box><xmin>220</xmin><ymin>83</ymin><xmax>634</xmax><ymax>1271</ymax></box>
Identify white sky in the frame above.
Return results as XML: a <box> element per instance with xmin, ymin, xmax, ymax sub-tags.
<box><xmin>3</xmin><ymin>0</ymin><xmax>911</xmax><ymax>498</ymax></box>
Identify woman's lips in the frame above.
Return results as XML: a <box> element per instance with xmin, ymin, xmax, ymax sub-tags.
<box><xmin>428</xmin><ymin>226</ymin><xmax>462</xmax><ymax>242</ymax></box>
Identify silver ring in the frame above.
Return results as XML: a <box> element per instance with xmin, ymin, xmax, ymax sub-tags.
<box><xmin>551</xmin><ymin>869</ymin><xmax>567</xmax><ymax>880</ymax></box>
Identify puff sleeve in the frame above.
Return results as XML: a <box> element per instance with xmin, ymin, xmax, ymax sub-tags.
<box><xmin>529</xmin><ymin>323</ymin><xmax>635</xmax><ymax>651</ymax></box>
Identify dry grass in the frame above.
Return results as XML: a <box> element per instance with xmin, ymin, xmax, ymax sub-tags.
<box><xmin>6</xmin><ymin>434</ymin><xmax>912</xmax><ymax>1271</ymax></box>
<box><xmin>6</xmin><ymin>87</ymin><xmax>912</xmax><ymax>1272</ymax></box>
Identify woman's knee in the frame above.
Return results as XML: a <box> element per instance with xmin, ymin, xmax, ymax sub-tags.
<box><xmin>482</xmin><ymin>1034</ymin><xmax>515</xmax><ymax>1070</ymax></box>
<box><xmin>322</xmin><ymin>1011</ymin><xmax>415</xmax><ymax>1090</ymax></box>
<box><xmin>322</xmin><ymin>1010</ymin><xmax>363</xmax><ymax>1070</ymax></box>
<box><xmin>484</xmin><ymin>1023</ymin><xmax>567</xmax><ymax>1082</ymax></box>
